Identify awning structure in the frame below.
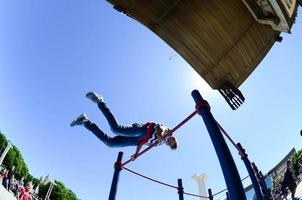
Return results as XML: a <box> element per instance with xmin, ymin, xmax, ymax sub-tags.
<box><xmin>106</xmin><ymin>0</ymin><xmax>299</xmax><ymax>109</ymax></box>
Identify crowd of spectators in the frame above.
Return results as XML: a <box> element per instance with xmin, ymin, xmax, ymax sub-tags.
<box><xmin>0</xmin><ymin>165</ymin><xmax>37</xmax><ymax>200</ymax></box>
<box><xmin>274</xmin><ymin>158</ymin><xmax>302</xmax><ymax>200</ymax></box>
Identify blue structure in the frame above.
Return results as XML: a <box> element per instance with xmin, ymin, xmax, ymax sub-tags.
<box><xmin>251</xmin><ymin>162</ymin><xmax>271</xmax><ymax>200</ymax></box>
<box><xmin>237</xmin><ymin>143</ymin><xmax>263</xmax><ymax>200</ymax></box>
<box><xmin>108</xmin><ymin>152</ymin><xmax>123</xmax><ymax>200</ymax></box>
<box><xmin>259</xmin><ymin>171</ymin><xmax>270</xmax><ymax>200</ymax></box>
<box><xmin>191</xmin><ymin>90</ymin><xmax>246</xmax><ymax>200</ymax></box>
<box><xmin>226</xmin><ymin>192</ymin><xmax>230</xmax><ymax>200</ymax></box>
<box><xmin>177</xmin><ymin>178</ymin><xmax>184</xmax><ymax>200</ymax></box>
<box><xmin>208</xmin><ymin>188</ymin><xmax>213</xmax><ymax>200</ymax></box>
<box><xmin>108</xmin><ymin>91</ymin><xmax>262</xmax><ymax>199</ymax></box>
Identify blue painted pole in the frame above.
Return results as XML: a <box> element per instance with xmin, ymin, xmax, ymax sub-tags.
<box><xmin>208</xmin><ymin>188</ymin><xmax>213</xmax><ymax>200</ymax></box>
<box><xmin>251</xmin><ymin>162</ymin><xmax>266</xmax><ymax>200</ymax></box>
<box><xmin>191</xmin><ymin>90</ymin><xmax>246</xmax><ymax>200</ymax></box>
<box><xmin>237</xmin><ymin>143</ymin><xmax>263</xmax><ymax>200</ymax></box>
<box><xmin>108</xmin><ymin>152</ymin><xmax>123</xmax><ymax>200</ymax></box>
<box><xmin>259</xmin><ymin>171</ymin><xmax>270</xmax><ymax>200</ymax></box>
<box><xmin>177</xmin><ymin>178</ymin><xmax>184</xmax><ymax>200</ymax></box>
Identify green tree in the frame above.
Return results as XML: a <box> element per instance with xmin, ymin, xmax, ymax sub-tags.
<box><xmin>39</xmin><ymin>181</ymin><xmax>78</xmax><ymax>200</ymax></box>
<box><xmin>38</xmin><ymin>181</ymin><xmax>50</xmax><ymax>198</ymax></box>
<box><xmin>0</xmin><ymin>131</ymin><xmax>7</xmax><ymax>150</ymax></box>
<box><xmin>291</xmin><ymin>149</ymin><xmax>302</xmax><ymax>177</ymax></box>
<box><xmin>32</xmin><ymin>177</ymin><xmax>41</xmax><ymax>188</ymax></box>
<box><xmin>0</xmin><ymin>132</ymin><xmax>78</xmax><ymax>199</ymax></box>
<box><xmin>13</xmin><ymin>146</ymin><xmax>29</xmax><ymax>179</ymax></box>
<box><xmin>52</xmin><ymin>181</ymin><xmax>78</xmax><ymax>200</ymax></box>
<box><xmin>2</xmin><ymin>145</ymin><xmax>30</xmax><ymax>179</ymax></box>
<box><xmin>3</xmin><ymin>146</ymin><xmax>16</xmax><ymax>168</ymax></box>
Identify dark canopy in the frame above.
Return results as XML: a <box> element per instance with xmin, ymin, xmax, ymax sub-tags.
<box><xmin>106</xmin><ymin>0</ymin><xmax>281</xmax><ymax>89</ymax></box>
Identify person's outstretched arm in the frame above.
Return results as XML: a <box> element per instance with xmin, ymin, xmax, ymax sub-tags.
<box><xmin>131</xmin><ymin>144</ymin><xmax>143</xmax><ymax>161</ymax></box>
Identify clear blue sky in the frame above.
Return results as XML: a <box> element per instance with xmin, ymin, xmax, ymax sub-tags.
<box><xmin>0</xmin><ymin>1</ymin><xmax>301</xmax><ymax>200</ymax></box>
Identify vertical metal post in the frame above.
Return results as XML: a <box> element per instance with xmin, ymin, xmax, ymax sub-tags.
<box><xmin>0</xmin><ymin>142</ymin><xmax>12</xmax><ymax>166</ymax></box>
<box><xmin>259</xmin><ymin>171</ymin><xmax>270</xmax><ymax>200</ymax></box>
<box><xmin>208</xmin><ymin>188</ymin><xmax>213</xmax><ymax>200</ymax></box>
<box><xmin>191</xmin><ymin>90</ymin><xmax>246</xmax><ymax>200</ymax></box>
<box><xmin>45</xmin><ymin>180</ymin><xmax>56</xmax><ymax>200</ymax></box>
<box><xmin>251</xmin><ymin>162</ymin><xmax>265</xmax><ymax>200</ymax></box>
<box><xmin>237</xmin><ymin>143</ymin><xmax>263</xmax><ymax>200</ymax></box>
<box><xmin>177</xmin><ymin>178</ymin><xmax>184</xmax><ymax>200</ymax></box>
<box><xmin>108</xmin><ymin>152</ymin><xmax>123</xmax><ymax>200</ymax></box>
<box><xmin>226</xmin><ymin>192</ymin><xmax>230</xmax><ymax>200</ymax></box>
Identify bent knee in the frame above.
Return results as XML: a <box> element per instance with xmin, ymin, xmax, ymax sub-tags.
<box><xmin>102</xmin><ymin>139</ymin><xmax>119</xmax><ymax>148</ymax></box>
<box><xmin>110</xmin><ymin>125</ymin><xmax>123</xmax><ymax>133</ymax></box>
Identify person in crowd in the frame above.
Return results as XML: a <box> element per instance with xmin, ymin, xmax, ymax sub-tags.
<box><xmin>0</xmin><ymin>168</ymin><xmax>5</xmax><ymax>183</ymax></box>
<box><xmin>19</xmin><ymin>182</ymin><xmax>32</xmax><ymax>200</ymax></box>
<box><xmin>7</xmin><ymin>165</ymin><xmax>15</xmax><ymax>189</ymax></box>
<box><xmin>10</xmin><ymin>175</ymin><xmax>18</xmax><ymax>195</ymax></box>
<box><xmin>2</xmin><ymin>169</ymin><xmax>9</xmax><ymax>189</ymax></box>
<box><xmin>18</xmin><ymin>176</ymin><xmax>25</xmax><ymax>187</ymax></box>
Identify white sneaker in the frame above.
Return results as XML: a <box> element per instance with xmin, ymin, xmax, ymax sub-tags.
<box><xmin>85</xmin><ymin>92</ymin><xmax>104</xmax><ymax>104</ymax></box>
<box><xmin>70</xmin><ymin>113</ymin><xmax>89</xmax><ymax>127</ymax></box>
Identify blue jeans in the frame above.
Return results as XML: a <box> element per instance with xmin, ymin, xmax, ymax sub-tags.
<box><xmin>85</xmin><ymin>102</ymin><xmax>147</xmax><ymax>147</ymax></box>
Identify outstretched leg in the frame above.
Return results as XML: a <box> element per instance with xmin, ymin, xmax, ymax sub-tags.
<box><xmin>70</xmin><ymin>113</ymin><xmax>142</xmax><ymax>147</ymax></box>
<box><xmin>85</xmin><ymin>121</ymin><xmax>142</xmax><ymax>147</ymax></box>
<box><xmin>86</xmin><ymin>92</ymin><xmax>147</xmax><ymax>137</ymax></box>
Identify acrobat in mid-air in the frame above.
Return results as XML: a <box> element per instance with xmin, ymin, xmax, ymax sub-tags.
<box><xmin>70</xmin><ymin>92</ymin><xmax>178</xmax><ymax>160</ymax></box>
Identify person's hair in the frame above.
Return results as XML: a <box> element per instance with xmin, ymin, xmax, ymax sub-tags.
<box><xmin>170</xmin><ymin>137</ymin><xmax>178</xmax><ymax>150</ymax></box>
<box><xmin>287</xmin><ymin>160</ymin><xmax>291</xmax><ymax>165</ymax></box>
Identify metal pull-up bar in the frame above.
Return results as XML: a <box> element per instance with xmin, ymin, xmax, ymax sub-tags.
<box><xmin>121</xmin><ymin>109</ymin><xmax>198</xmax><ymax>166</ymax></box>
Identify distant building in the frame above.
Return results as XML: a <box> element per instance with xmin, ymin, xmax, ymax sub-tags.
<box><xmin>244</xmin><ymin>148</ymin><xmax>296</xmax><ymax>200</ymax></box>
<box><xmin>242</xmin><ymin>0</ymin><xmax>299</xmax><ymax>33</ymax></box>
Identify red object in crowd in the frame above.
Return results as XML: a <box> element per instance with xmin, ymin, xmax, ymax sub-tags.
<box><xmin>20</xmin><ymin>187</ymin><xmax>31</xmax><ymax>200</ymax></box>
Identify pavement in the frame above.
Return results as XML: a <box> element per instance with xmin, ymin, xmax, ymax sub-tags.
<box><xmin>0</xmin><ymin>185</ymin><xmax>16</xmax><ymax>200</ymax></box>
<box><xmin>295</xmin><ymin>181</ymin><xmax>302</xmax><ymax>199</ymax></box>
<box><xmin>0</xmin><ymin>179</ymin><xmax>301</xmax><ymax>200</ymax></box>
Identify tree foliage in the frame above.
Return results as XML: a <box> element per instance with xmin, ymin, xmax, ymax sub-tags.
<box><xmin>0</xmin><ymin>131</ymin><xmax>78</xmax><ymax>200</ymax></box>
<box><xmin>0</xmin><ymin>133</ymin><xmax>7</xmax><ymax>149</ymax></box>
<box><xmin>291</xmin><ymin>149</ymin><xmax>302</xmax><ymax>177</ymax></box>
<box><xmin>38</xmin><ymin>181</ymin><xmax>78</xmax><ymax>200</ymax></box>
<box><xmin>0</xmin><ymin>132</ymin><xmax>29</xmax><ymax>179</ymax></box>
<box><xmin>2</xmin><ymin>144</ymin><xmax>30</xmax><ymax>179</ymax></box>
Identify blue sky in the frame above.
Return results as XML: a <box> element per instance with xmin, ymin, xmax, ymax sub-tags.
<box><xmin>0</xmin><ymin>1</ymin><xmax>301</xmax><ymax>200</ymax></box>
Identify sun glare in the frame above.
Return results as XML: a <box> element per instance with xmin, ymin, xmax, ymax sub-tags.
<box><xmin>190</xmin><ymin>71</ymin><xmax>214</xmax><ymax>96</ymax></box>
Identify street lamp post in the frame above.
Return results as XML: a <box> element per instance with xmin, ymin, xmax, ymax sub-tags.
<box><xmin>45</xmin><ymin>180</ymin><xmax>56</xmax><ymax>200</ymax></box>
<box><xmin>0</xmin><ymin>142</ymin><xmax>12</xmax><ymax>166</ymax></box>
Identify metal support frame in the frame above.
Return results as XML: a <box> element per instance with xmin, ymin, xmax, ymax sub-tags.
<box><xmin>109</xmin><ymin>152</ymin><xmax>123</xmax><ymax>200</ymax></box>
<box><xmin>191</xmin><ymin>90</ymin><xmax>246</xmax><ymax>200</ymax></box>
<box><xmin>237</xmin><ymin>143</ymin><xmax>263</xmax><ymax>200</ymax></box>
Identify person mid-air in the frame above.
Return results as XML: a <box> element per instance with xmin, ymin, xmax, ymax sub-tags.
<box><xmin>70</xmin><ymin>92</ymin><xmax>178</xmax><ymax>160</ymax></box>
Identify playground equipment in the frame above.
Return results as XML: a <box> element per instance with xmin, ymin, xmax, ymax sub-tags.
<box><xmin>110</xmin><ymin>151</ymin><xmax>246</xmax><ymax>200</ymax></box>
<box><xmin>107</xmin><ymin>90</ymin><xmax>271</xmax><ymax>200</ymax></box>
<box><xmin>106</xmin><ymin>0</ymin><xmax>300</xmax><ymax>109</ymax></box>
